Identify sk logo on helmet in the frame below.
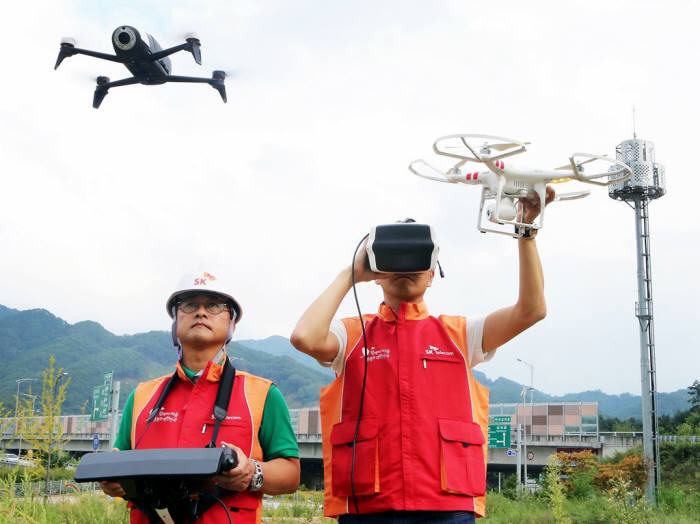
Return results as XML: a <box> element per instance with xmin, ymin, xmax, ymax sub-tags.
<box><xmin>193</xmin><ymin>272</ymin><xmax>217</xmax><ymax>286</ymax></box>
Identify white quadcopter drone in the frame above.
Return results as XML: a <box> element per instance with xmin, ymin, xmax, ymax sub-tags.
<box><xmin>409</xmin><ymin>134</ymin><xmax>632</xmax><ymax>237</ymax></box>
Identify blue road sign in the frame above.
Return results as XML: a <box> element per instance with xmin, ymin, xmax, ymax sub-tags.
<box><xmin>93</xmin><ymin>434</ymin><xmax>99</xmax><ymax>451</ymax></box>
<box><xmin>507</xmin><ymin>449</ymin><xmax>516</xmax><ymax>457</ymax></box>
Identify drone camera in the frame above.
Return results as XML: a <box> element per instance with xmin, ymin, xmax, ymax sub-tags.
<box><xmin>112</xmin><ymin>26</ymin><xmax>139</xmax><ymax>52</ymax></box>
<box><xmin>366</xmin><ymin>222</ymin><xmax>439</xmax><ymax>273</ymax></box>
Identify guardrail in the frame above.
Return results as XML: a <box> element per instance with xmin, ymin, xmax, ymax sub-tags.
<box><xmin>6</xmin><ymin>480</ymin><xmax>101</xmax><ymax>498</ymax></box>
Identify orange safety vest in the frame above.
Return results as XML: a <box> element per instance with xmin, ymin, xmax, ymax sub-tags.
<box><xmin>320</xmin><ymin>302</ymin><xmax>490</xmax><ymax>518</ymax></box>
<box><xmin>129</xmin><ymin>359</ymin><xmax>272</xmax><ymax>524</ymax></box>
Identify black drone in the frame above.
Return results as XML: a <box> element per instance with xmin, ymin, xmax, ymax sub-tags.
<box><xmin>54</xmin><ymin>25</ymin><xmax>227</xmax><ymax>109</ymax></box>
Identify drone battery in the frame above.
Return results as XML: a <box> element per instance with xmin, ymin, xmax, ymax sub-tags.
<box><xmin>366</xmin><ymin>223</ymin><xmax>439</xmax><ymax>273</ymax></box>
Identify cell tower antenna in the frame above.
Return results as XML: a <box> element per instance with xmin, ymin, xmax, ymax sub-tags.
<box><xmin>608</xmin><ymin>132</ymin><xmax>666</xmax><ymax>505</ymax></box>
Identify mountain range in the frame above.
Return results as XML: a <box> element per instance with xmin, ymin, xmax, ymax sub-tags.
<box><xmin>0</xmin><ymin>305</ymin><xmax>691</xmax><ymax>419</ymax></box>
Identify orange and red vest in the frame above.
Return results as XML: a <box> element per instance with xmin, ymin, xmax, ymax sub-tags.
<box><xmin>129</xmin><ymin>359</ymin><xmax>272</xmax><ymax>524</ymax></box>
<box><xmin>320</xmin><ymin>302</ymin><xmax>490</xmax><ymax>518</ymax></box>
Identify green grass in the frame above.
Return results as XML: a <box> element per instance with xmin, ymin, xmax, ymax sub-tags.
<box><xmin>1</xmin><ymin>482</ymin><xmax>698</xmax><ymax>523</ymax></box>
<box><xmin>482</xmin><ymin>488</ymin><xmax>700</xmax><ymax>524</ymax></box>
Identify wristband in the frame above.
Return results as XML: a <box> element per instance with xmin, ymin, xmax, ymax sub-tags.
<box><xmin>514</xmin><ymin>226</ymin><xmax>537</xmax><ymax>239</ymax></box>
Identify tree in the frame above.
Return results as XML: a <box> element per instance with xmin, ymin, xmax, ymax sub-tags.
<box><xmin>689</xmin><ymin>380</ymin><xmax>700</xmax><ymax>411</ymax></box>
<box><xmin>16</xmin><ymin>356</ymin><xmax>71</xmax><ymax>494</ymax></box>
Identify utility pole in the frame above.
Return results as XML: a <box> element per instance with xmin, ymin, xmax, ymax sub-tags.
<box><xmin>108</xmin><ymin>381</ymin><xmax>121</xmax><ymax>450</ymax></box>
<box><xmin>520</xmin><ymin>386</ymin><xmax>529</xmax><ymax>490</ymax></box>
<box><xmin>515</xmin><ymin>423</ymin><xmax>522</xmax><ymax>492</ymax></box>
<box><xmin>518</xmin><ymin>359</ymin><xmax>534</xmax><ymax>492</ymax></box>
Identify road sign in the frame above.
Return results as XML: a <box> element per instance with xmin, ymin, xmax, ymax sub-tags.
<box><xmin>93</xmin><ymin>434</ymin><xmax>99</xmax><ymax>451</ymax></box>
<box><xmin>527</xmin><ymin>450</ymin><xmax>535</xmax><ymax>461</ymax></box>
<box><xmin>91</xmin><ymin>371</ymin><xmax>114</xmax><ymax>422</ymax></box>
<box><xmin>488</xmin><ymin>424</ymin><xmax>511</xmax><ymax>448</ymax></box>
<box><xmin>492</xmin><ymin>415</ymin><xmax>512</xmax><ymax>424</ymax></box>
<box><xmin>507</xmin><ymin>449</ymin><xmax>516</xmax><ymax>456</ymax></box>
<box><xmin>92</xmin><ymin>385</ymin><xmax>110</xmax><ymax>421</ymax></box>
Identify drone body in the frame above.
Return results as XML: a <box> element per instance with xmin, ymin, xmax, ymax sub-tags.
<box><xmin>409</xmin><ymin>134</ymin><xmax>632</xmax><ymax>237</ymax></box>
<box><xmin>55</xmin><ymin>26</ymin><xmax>227</xmax><ymax>108</ymax></box>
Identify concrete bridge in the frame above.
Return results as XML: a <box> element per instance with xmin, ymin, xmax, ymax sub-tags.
<box><xmin>1</xmin><ymin>411</ymin><xmax>650</xmax><ymax>489</ymax></box>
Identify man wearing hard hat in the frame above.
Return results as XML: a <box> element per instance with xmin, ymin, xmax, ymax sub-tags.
<box><xmin>100</xmin><ymin>271</ymin><xmax>300</xmax><ymax>523</ymax></box>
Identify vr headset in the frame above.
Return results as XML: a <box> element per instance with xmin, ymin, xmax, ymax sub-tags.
<box><xmin>75</xmin><ymin>447</ymin><xmax>237</xmax><ymax>523</ymax></box>
<box><xmin>366</xmin><ymin>221</ymin><xmax>439</xmax><ymax>273</ymax></box>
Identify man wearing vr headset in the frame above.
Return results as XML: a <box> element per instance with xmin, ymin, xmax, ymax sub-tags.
<box><xmin>100</xmin><ymin>271</ymin><xmax>300</xmax><ymax>524</ymax></box>
<box><xmin>291</xmin><ymin>189</ymin><xmax>553</xmax><ymax>523</ymax></box>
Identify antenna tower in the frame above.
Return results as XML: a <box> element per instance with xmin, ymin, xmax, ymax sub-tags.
<box><xmin>608</xmin><ymin>129</ymin><xmax>666</xmax><ymax>504</ymax></box>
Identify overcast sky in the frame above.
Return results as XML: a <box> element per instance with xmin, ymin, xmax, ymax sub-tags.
<box><xmin>1</xmin><ymin>0</ymin><xmax>697</xmax><ymax>396</ymax></box>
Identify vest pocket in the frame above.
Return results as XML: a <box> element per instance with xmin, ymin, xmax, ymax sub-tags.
<box><xmin>438</xmin><ymin>418</ymin><xmax>486</xmax><ymax>496</ymax></box>
<box><xmin>330</xmin><ymin>418</ymin><xmax>380</xmax><ymax>497</ymax></box>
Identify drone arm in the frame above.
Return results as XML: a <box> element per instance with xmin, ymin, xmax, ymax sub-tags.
<box><xmin>148</xmin><ymin>39</ymin><xmax>202</xmax><ymax>65</ymax></box>
<box><xmin>164</xmin><ymin>74</ymin><xmax>227</xmax><ymax>103</ymax></box>
<box><xmin>55</xmin><ymin>46</ymin><xmax>125</xmax><ymax>69</ymax></box>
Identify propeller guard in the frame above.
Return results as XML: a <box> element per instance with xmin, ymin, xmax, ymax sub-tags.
<box><xmin>408</xmin><ymin>159</ymin><xmax>461</xmax><ymax>183</ymax></box>
<box><xmin>566</xmin><ymin>153</ymin><xmax>632</xmax><ymax>186</ymax></box>
<box><xmin>433</xmin><ymin>134</ymin><xmax>528</xmax><ymax>163</ymax></box>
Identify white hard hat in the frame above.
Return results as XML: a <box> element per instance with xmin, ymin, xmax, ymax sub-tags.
<box><xmin>166</xmin><ymin>271</ymin><xmax>242</xmax><ymax>322</ymax></box>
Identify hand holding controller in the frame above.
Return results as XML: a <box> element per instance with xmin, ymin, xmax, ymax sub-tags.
<box><xmin>219</xmin><ymin>446</ymin><xmax>239</xmax><ymax>472</ymax></box>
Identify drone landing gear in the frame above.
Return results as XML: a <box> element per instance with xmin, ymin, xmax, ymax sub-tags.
<box><xmin>93</xmin><ymin>76</ymin><xmax>139</xmax><ymax>109</ymax></box>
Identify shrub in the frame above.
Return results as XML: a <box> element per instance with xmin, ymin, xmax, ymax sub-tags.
<box><xmin>594</xmin><ymin>454</ymin><xmax>650</xmax><ymax>495</ymax></box>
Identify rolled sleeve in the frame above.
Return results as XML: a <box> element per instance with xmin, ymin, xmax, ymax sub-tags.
<box><xmin>467</xmin><ymin>315</ymin><xmax>496</xmax><ymax>367</ymax></box>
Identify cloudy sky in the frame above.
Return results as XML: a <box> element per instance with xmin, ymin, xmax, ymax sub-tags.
<box><xmin>1</xmin><ymin>0</ymin><xmax>697</xmax><ymax>396</ymax></box>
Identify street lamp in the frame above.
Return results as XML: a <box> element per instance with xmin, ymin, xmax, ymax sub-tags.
<box><xmin>14</xmin><ymin>378</ymin><xmax>35</xmax><ymax>436</ymax></box>
<box><xmin>46</xmin><ymin>372</ymin><xmax>70</xmax><ymax>494</ymax></box>
<box><xmin>517</xmin><ymin>358</ymin><xmax>535</xmax><ymax>491</ymax></box>
<box><xmin>17</xmin><ymin>393</ymin><xmax>37</xmax><ymax>460</ymax></box>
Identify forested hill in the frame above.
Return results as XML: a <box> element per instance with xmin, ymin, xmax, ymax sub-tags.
<box><xmin>0</xmin><ymin>307</ymin><xmax>332</xmax><ymax>412</ymax></box>
<box><xmin>0</xmin><ymin>305</ymin><xmax>692</xmax><ymax>418</ymax></box>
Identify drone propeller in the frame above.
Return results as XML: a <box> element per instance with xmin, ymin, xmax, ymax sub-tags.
<box><xmin>488</xmin><ymin>141</ymin><xmax>531</xmax><ymax>151</ymax></box>
<box><xmin>554</xmin><ymin>156</ymin><xmax>599</xmax><ymax>171</ymax></box>
<box><xmin>433</xmin><ymin>134</ymin><xmax>528</xmax><ymax>163</ymax></box>
<box><xmin>554</xmin><ymin>190</ymin><xmax>590</xmax><ymax>201</ymax></box>
<box><xmin>442</xmin><ymin>142</ymin><xmax>530</xmax><ymax>151</ymax></box>
<box><xmin>181</xmin><ymin>31</ymin><xmax>200</xmax><ymax>41</ymax></box>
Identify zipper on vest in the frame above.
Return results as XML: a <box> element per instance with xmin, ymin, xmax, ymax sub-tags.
<box><xmin>202</xmin><ymin>424</ymin><xmax>206</xmax><ymax>434</ymax></box>
<box><xmin>423</xmin><ymin>358</ymin><xmax>427</xmax><ymax>369</ymax></box>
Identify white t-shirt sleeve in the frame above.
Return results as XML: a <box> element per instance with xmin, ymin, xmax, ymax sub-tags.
<box><xmin>328</xmin><ymin>319</ymin><xmax>348</xmax><ymax>374</ymax></box>
<box><xmin>467</xmin><ymin>315</ymin><xmax>496</xmax><ymax>367</ymax></box>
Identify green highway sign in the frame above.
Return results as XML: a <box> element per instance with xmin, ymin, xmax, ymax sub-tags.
<box><xmin>91</xmin><ymin>371</ymin><xmax>114</xmax><ymax>422</ymax></box>
<box><xmin>488</xmin><ymin>424</ymin><xmax>511</xmax><ymax>448</ymax></box>
<box><xmin>492</xmin><ymin>415</ymin><xmax>512</xmax><ymax>424</ymax></box>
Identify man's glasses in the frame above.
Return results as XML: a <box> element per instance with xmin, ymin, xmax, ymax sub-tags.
<box><xmin>177</xmin><ymin>301</ymin><xmax>230</xmax><ymax>315</ymax></box>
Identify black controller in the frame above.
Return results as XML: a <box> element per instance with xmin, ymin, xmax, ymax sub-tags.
<box><xmin>218</xmin><ymin>446</ymin><xmax>238</xmax><ymax>472</ymax></box>
<box><xmin>75</xmin><ymin>447</ymin><xmax>243</xmax><ymax>522</ymax></box>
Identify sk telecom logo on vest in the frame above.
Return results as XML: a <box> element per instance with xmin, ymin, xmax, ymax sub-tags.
<box><xmin>424</xmin><ymin>345</ymin><xmax>454</xmax><ymax>356</ymax></box>
<box><xmin>193</xmin><ymin>272</ymin><xmax>217</xmax><ymax>286</ymax></box>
